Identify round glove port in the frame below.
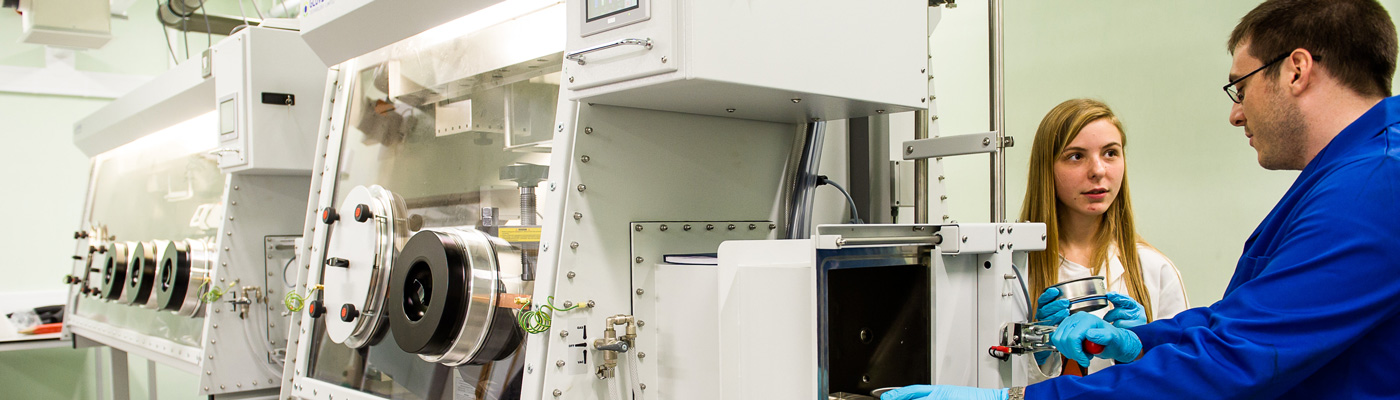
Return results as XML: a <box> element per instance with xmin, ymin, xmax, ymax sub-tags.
<box><xmin>122</xmin><ymin>241</ymin><xmax>158</xmax><ymax>307</ymax></box>
<box><xmin>153</xmin><ymin>238</ymin><xmax>212</xmax><ymax>317</ymax></box>
<box><xmin>97</xmin><ymin>242</ymin><xmax>130</xmax><ymax>301</ymax></box>
<box><xmin>388</xmin><ymin>228</ymin><xmax>526</xmax><ymax>366</ymax></box>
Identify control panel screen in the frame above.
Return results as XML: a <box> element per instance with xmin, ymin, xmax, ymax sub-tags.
<box><xmin>586</xmin><ymin>0</ymin><xmax>639</xmax><ymax>21</ymax></box>
<box><xmin>218</xmin><ymin>97</ymin><xmax>237</xmax><ymax>139</ymax></box>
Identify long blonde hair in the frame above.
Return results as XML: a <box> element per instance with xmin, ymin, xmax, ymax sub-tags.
<box><xmin>1020</xmin><ymin>99</ymin><xmax>1154</xmax><ymax>321</ymax></box>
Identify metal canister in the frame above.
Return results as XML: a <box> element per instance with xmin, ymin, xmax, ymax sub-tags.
<box><xmin>1048</xmin><ymin>276</ymin><xmax>1109</xmax><ymax>313</ymax></box>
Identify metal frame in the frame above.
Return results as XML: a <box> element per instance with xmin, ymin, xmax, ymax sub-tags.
<box><xmin>902</xmin><ymin>131</ymin><xmax>998</xmax><ymax>160</ymax></box>
<box><xmin>64</xmin><ymin>25</ymin><xmax>325</xmax><ymax>400</ymax></box>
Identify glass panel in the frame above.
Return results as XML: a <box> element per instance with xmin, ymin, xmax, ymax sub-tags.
<box><xmin>305</xmin><ymin>4</ymin><xmax>563</xmax><ymax>398</ymax></box>
<box><xmin>74</xmin><ymin>112</ymin><xmax>225</xmax><ymax>347</ymax></box>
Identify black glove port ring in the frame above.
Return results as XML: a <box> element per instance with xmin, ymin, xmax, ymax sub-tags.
<box><xmin>99</xmin><ymin>242</ymin><xmax>130</xmax><ymax>301</ymax></box>
<box><xmin>123</xmin><ymin>241</ymin><xmax>158</xmax><ymax>306</ymax></box>
<box><xmin>153</xmin><ymin>238</ymin><xmax>212</xmax><ymax>317</ymax></box>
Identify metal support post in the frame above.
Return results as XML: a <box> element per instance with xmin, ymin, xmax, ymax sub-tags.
<box><xmin>110</xmin><ymin>348</ymin><xmax>130</xmax><ymax>400</ymax></box>
<box><xmin>989</xmin><ymin>0</ymin><xmax>1007</xmax><ymax>222</ymax></box>
<box><xmin>914</xmin><ymin>111</ymin><xmax>930</xmax><ymax>224</ymax></box>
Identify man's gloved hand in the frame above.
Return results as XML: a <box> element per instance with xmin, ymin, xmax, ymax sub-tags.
<box><xmin>1102</xmin><ymin>292</ymin><xmax>1147</xmax><ymax>329</ymax></box>
<box><xmin>1036</xmin><ymin>287</ymin><xmax>1070</xmax><ymax>326</ymax></box>
<box><xmin>1051</xmin><ymin>312</ymin><xmax>1143</xmax><ymax>367</ymax></box>
<box><xmin>880</xmin><ymin>385</ymin><xmax>1008</xmax><ymax>400</ymax></box>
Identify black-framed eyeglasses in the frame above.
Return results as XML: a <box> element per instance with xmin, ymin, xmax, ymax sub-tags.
<box><xmin>1223</xmin><ymin>53</ymin><xmax>1290</xmax><ymax>104</ymax></box>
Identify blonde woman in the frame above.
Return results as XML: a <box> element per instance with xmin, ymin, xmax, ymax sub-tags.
<box><xmin>1019</xmin><ymin>99</ymin><xmax>1188</xmax><ymax>381</ymax></box>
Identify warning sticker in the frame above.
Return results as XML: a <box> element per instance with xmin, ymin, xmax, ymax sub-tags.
<box><xmin>499</xmin><ymin>227</ymin><xmax>542</xmax><ymax>243</ymax></box>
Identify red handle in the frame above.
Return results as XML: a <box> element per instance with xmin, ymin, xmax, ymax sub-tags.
<box><xmin>1083</xmin><ymin>340</ymin><xmax>1105</xmax><ymax>355</ymax></box>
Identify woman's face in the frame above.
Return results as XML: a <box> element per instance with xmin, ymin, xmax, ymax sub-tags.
<box><xmin>1053</xmin><ymin>118</ymin><xmax>1125</xmax><ymax>220</ymax></box>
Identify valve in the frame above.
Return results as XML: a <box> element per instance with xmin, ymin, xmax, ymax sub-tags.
<box><xmin>592</xmin><ymin>314</ymin><xmax>638</xmax><ymax>380</ymax></box>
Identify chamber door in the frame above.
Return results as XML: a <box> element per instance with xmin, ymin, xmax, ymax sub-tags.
<box><xmin>321</xmin><ymin>185</ymin><xmax>407</xmax><ymax>348</ymax></box>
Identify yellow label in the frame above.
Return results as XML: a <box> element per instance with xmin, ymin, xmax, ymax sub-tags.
<box><xmin>499</xmin><ymin>227</ymin><xmax>542</xmax><ymax>243</ymax></box>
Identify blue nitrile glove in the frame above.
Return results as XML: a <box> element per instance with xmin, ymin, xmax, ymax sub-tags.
<box><xmin>880</xmin><ymin>385</ymin><xmax>1008</xmax><ymax>400</ymax></box>
<box><xmin>1051</xmin><ymin>312</ymin><xmax>1142</xmax><ymax>367</ymax></box>
<box><xmin>1102</xmin><ymin>292</ymin><xmax>1147</xmax><ymax>329</ymax></box>
<box><xmin>1035</xmin><ymin>287</ymin><xmax>1070</xmax><ymax>325</ymax></box>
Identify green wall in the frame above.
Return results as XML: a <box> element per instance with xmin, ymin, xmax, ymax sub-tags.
<box><xmin>932</xmin><ymin>0</ymin><xmax>1400</xmax><ymax>305</ymax></box>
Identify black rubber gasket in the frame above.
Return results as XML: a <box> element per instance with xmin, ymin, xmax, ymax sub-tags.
<box><xmin>468</xmin><ymin>304</ymin><xmax>525</xmax><ymax>364</ymax></box>
<box><xmin>388</xmin><ymin>230</ymin><xmax>469</xmax><ymax>355</ymax></box>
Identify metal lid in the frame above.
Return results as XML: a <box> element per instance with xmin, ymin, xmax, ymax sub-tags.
<box><xmin>1048</xmin><ymin>275</ymin><xmax>1108</xmax><ymax>313</ymax></box>
<box><xmin>322</xmin><ymin>185</ymin><xmax>407</xmax><ymax>348</ymax></box>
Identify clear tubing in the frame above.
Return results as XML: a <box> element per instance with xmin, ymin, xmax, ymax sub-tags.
<box><xmin>608</xmin><ymin>370</ymin><xmax>623</xmax><ymax>400</ymax></box>
<box><xmin>626</xmin><ymin>350</ymin><xmax>645</xmax><ymax>400</ymax></box>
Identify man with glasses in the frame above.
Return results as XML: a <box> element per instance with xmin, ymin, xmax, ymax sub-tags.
<box><xmin>883</xmin><ymin>0</ymin><xmax>1400</xmax><ymax>398</ymax></box>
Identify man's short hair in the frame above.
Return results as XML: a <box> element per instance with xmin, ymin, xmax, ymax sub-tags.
<box><xmin>1229</xmin><ymin>0</ymin><xmax>1397</xmax><ymax>98</ymax></box>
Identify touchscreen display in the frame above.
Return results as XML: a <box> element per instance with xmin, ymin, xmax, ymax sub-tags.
<box><xmin>586</xmin><ymin>0</ymin><xmax>639</xmax><ymax>21</ymax></box>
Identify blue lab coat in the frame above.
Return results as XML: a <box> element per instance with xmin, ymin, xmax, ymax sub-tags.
<box><xmin>1027</xmin><ymin>96</ymin><xmax>1400</xmax><ymax>399</ymax></box>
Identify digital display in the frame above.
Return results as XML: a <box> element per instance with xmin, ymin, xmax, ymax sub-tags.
<box><xmin>586</xmin><ymin>0</ymin><xmax>639</xmax><ymax>21</ymax></box>
<box><xmin>218</xmin><ymin>97</ymin><xmax>237</xmax><ymax>138</ymax></box>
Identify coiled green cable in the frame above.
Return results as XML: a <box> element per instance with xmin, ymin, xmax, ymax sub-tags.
<box><xmin>201</xmin><ymin>280</ymin><xmax>238</xmax><ymax>304</ymax></box>
<box><xmin>285</xmin><ymin>285</ymin><xmax>323</xmax><ymax>312</ymax></box>
<box><xmin>518</xmin><ymin>296</ymin><xmax>580</xmax><ymax>334</ymax></box>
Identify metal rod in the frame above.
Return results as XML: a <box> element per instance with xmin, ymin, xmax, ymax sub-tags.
<box><xmin>835</xmin><ymin>234</ymin><xmax>943</xmax><ymax>247</ymax></box>
<box><xmin>915</xmin><ymin>110</ymin><xmax>929</xmax><ymax>224</ymax></box>
<box><xmin>989</xmin><ymin>0</ymin><xmax>1007</xmax><ymax>222</ymax></box>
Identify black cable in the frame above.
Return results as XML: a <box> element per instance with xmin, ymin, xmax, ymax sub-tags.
<box><xmin>155</xmin><ymin>0</ymin><xmax>177</xmax><ymax>64</ymax></box>
<box><xmin>181</xmin><ymin>17</ymin><xmax>189</xmax><ymax>60</ymax></box>
<box><xmin>816</xmin><ymin>175</ymin><xmax>862</xmax><ymax>224</ymax></box>
<box><xmin>199</xmin><ymin>0</ymin><xmax>210</xmax><ymax>46</ymax></box>
<box><xmin>281</xmin><ymin>256</ymin><xmax>295</xmax><ymax>288</ymax></box>
<box><xmin>1012</xmin><ymin>263</ymin><xmax>1032</xmax><ymax>320</ymax></box>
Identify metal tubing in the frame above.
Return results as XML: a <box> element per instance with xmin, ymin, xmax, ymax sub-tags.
<box><xmin>848</xmin><ymin>116</ymin><xmax>893</xmax><ymax>224</ymax></box>
<box><xmin>156</xmin><ymin>1</ymin><xmax>258</xmax><ymax>35</ymax></box>
<box><xmin>989</xmin><ymin>0</ymin><xmax>1007</xmax><ymax>222</ymax></box>
<box><xmin>914</xmin><ymin>110</ymin><xmax>929</xmax><ymax>224</ymax></box>
<box><xmin>835</xmin><ymin>234</ymin><xmax>943</xmax><ymax>247</ymax></box>
<box><xmin>786</xmin><ymin>122</ymin><xmax>827</xmax><ymax>239</ymax></box>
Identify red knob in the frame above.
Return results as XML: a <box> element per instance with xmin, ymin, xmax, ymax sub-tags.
<box><xmin>322</xmin><ymin>207</ymin><xmax>340</xmax><ymax>224</ymax></box>
<box><xmin>308</xmin><ymin>300</ymin><xmax>324</xmax><ymax>318</ymax></box>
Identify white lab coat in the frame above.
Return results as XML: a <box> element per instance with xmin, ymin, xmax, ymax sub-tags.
<box><xmin>1026</xmin><ymin>243</ymin><xmax>1190</xmax><ymax>383</ymax></box>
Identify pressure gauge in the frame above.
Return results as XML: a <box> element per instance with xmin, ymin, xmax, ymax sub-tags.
<box><xmin>321</xmin><ymin>185</ymin><xmax>408</xmax><ymax>348</ymax></box>
<box><xmin>153</xmin><ymin>238</ymin><xmax>213</xmax><ymax>317</ymax></box>
<box><xmin>97</xmin><ymin>242</ymin><xmax>130</xmax><ymax>301</ymax></box>
<box><xmin>388</xmin><ymin>227</ymin><xmax>526</xmax><ymax>366</ymax></box>
<box><xmin>123</xmin><ymin>241</ymin><xmax>158</xmax><ymax>307</ymax></box>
